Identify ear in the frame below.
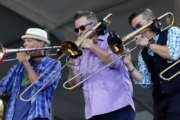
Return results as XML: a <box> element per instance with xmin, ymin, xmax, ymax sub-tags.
<box><xmin>38</xmin><ymin>41</ymin><xmax>46</xmax><ymax>47</ymax></box>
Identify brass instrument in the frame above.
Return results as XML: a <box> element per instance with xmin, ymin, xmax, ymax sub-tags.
<box><xmin>74</xmin><ymin>13</ymin><xmax>112</xmax><ymax>46</ymax></box>
<box><xmin>62</xmin><ymin>13</ymin><xmax>112</xmax><ymax>90</ymax></box>
<box><xmin>63</xmin><ymin>60</ymin><xmax>102</xmax><ymax>90</ymax></box>
<box><xmin>0</xmin><ymin>42</ymin><xmax>63</xmax><ymax>102</ymax></box>
<box><xmin>0</xmin><ymin>43</ymin><xmax>60</xmax><ymax>62</ymax></box>
<box><xmin>59</xmin><ymin>13</ymin><xmax>112</xmax><ymax>59</ymax></box>
<box><xmin>159</xmin><ymin>60</ymin><xmax>180</xmax><ymax>81</ymax></box>
<box><xmin>0</xmin><ymin>41</ymin><xmax>82</xmax><ymax>63</ymax></box>
<box><xmin>63</xmin><ymin>57</ymin><xmax>120</xmax><ymax>90</ymax></box>
<box><xmin>108</xmin><ymin>12</ymin><xmax>174</xmax><ymax>55</ymax></box>
<box><xmin>0</xmin><ymin>99</ymin><xmax>3</xmax><ymax>120</ymax></box>
<box><xmin>0</xmin><ymin>14</ymin><xmax>112</xmax><ymax>105</ymax></box>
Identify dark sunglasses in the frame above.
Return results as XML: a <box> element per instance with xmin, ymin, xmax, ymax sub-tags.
<box><xmin>74</xmin><ymin>22</ymin><xmax>93</xmax><ymax>33</ymax></box>
<box><xmin>133</xmin><ymin>24</ymin><xmax>143</xmax><ymax>30</ymax></box>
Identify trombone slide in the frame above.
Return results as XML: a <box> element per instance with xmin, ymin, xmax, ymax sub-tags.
<box><xmin>160</xmin><ymin>60</ymin><xmax>180</xmax><ymax>81</ymax></box>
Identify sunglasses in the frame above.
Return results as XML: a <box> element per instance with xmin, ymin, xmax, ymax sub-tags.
<box><xmin>74</xmin><ymin>22</ymin><xmax>93</xmax><ymax>33</ymax></box>
<box><xmin>132</xmin><ymin>24</ymin><xmax>143</xmax><ymax>30</ymax></box>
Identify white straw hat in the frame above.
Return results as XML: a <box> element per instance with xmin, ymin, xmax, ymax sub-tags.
<box><xmin>21</xmin><ymin>28</ymin><xmax>51</xmax><ymax>45</ymax></box>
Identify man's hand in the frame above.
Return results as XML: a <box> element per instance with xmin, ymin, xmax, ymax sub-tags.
<box><xmin>122</xmin><ymin>50</ymin><xmax>132</xmax><ymax>66</ymax></box>
<box><xmin>81</xmin><ymin>38</ymin><xmax>95</xmax><ymax>49</ymax></box>
<box><xmin>16</xmin><ymin>52</ymin><xmax>30</xmax><ymax>63</ymax></box>
<box><xmin>135</xmin><ymin>34</ymin><xmax>149</xmax><ymax>47</ymax></box>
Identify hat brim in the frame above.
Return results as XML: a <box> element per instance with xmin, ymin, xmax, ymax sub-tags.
<box><xmin>21</xmin><ymin>34</ymin><xmax>50</xmax><ymax>45</ymax></box>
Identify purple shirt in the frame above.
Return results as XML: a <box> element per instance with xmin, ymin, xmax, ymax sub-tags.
<box><xmin>71</xmin><ymin>32</ymin><xmax>135</xmax><ymax>119</ymax></box>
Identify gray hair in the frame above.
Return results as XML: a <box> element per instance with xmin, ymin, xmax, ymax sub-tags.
<box><xmin>141</xmin><ymin>8</ymin><xmax>156</xmax><ymax>22</ymax></box>
<box><xmin>73</xmin><ymin>10</ymin><xmax>98</xmax><ymax>23</ymax></box>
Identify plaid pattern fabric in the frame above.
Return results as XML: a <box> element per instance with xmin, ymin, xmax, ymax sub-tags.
<box><xmin>136</xmin><ymin>26</ymin><xmax>180</xmax><ymax>87</ymax></box>
<box><xmin>166</xmin><ymin>27</ymin><xmax>180</xmax><ymax>60</ymax></box>
<box><xmin>0</xmin><ymin>57</ymin><xmax>61</xmax><ymax>120</ymax></box>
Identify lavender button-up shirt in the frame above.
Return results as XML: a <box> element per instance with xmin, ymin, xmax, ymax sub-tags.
<box><xmin>71</xmin><ymin>32</ymin><xmax>135</xmax><ymax>119</ymax></box>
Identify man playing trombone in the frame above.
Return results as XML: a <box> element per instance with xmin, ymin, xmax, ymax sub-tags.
<box><xmin>67</xmin><ymin>10</ymin><xmax>135</xmax><ymax>120</ymax></box>
<box><xmin>124</xmin><ymin>8</ymin><xmax>180</xmax><ymax>120</ymax></box>
<box><xmin>0</xmin><ymin>28</ymin><xmax>61</xmax><ymax>120</ymax></box>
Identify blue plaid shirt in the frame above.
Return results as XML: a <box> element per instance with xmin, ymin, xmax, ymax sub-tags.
<box><xmin>135</xmin><ymin>26</ymin><xmax>180</xmax><ymax>87</ymax></box>
<box><xmin>0</xmin><ymin>57</ymin><xmax>61</xmax><ymax>120</ymax></box>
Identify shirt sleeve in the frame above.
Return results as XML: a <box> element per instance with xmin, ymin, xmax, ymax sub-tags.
<box><xmin>134</xmin><ymin>53</ymin><xmax>152</xmax><ymax>88</ymax></box>
<box><xmin>0</xmin><ymin>64</ymin><xmax>20</xmax><ymax>96</ymax></box>
<box><xmin>32</xmin><ymin>60</ymin><xmax>61</xmax><ymax>91</ymax></box>
<box><xmin>167</xmin><ymin>27</ymin><xmax>180</xmax><ymax>60</ymax></box>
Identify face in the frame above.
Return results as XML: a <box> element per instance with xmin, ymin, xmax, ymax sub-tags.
<box><xmin>23</xmin><ymin>38</ymin><xmax>45</xmax><ymax>56</ymax></box>
<box><xmin>131</xmin><ymin>15</ymin><xmax>147</xmax><ymax>29</ymax></box>
<box><xmin>74</xmin><ymin>16</ymin><xmax>94</xmax><ymax>36</ymax></box>
<box><xmin>131</xmin><ymin>15</ymin><xmax>152</xmax><ymax>37</ymax></box>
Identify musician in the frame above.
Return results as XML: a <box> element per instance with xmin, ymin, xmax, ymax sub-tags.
<box><xmin>68</xmin><ymin>10</ymin><xmax>135</xmax><ymax>120</ymax></box>
<box><xmin>0</xmin><ymin>28</ymin><xmax>61</xmax><ymax>120</ymax></box>
<box><xmin>124</xmin><ymin>8</ymin><xmax>180</xmax><ymax>120</ymax></box>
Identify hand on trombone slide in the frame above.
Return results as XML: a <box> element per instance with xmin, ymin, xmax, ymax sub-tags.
<box><xmin>121</xmin><ymin>49</ymin><xmax>132</xmax><ymax>66</ymax></box>
<box><xmin>16</xmin><ymin>52</ymin><xmax>30</xmax><ymax>63</ymax></box>
<box><xmin>135</xmin><ymin>34</ymin><xmax>151</xmax><ymax>47</ymax></box>
<box><xmin>80</xmin><ymin>38</ymin><xmax>95</xmax><ymax>49</ymax></box>
<box><xmin>78</xmin><ymin>35</ymin><xmax>97</xmax><ymax>49</ymax></box>
<box><xmin>120</xmin><ymin>49</ymin><xmax>143</xmax><ymax>80</ymax></box>
<box><xmin>118</xmin><ymin>49</ymin><xmax>134</xmax><ymax>69</ymax></box>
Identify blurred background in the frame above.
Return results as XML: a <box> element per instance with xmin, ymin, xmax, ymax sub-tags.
<box><xmin>0</xmin><ymin>0</ymin><xmax>179</xmax><ymax>119</ymax></box>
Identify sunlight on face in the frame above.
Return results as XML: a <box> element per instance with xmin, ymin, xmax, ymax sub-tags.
<box><xmin>23</xmin><ymin>38</ymin><xmax>45</xmax><ymax>56</ymax></box>
<box><xmin>23</xmin><ymin>38</ymin><xmax>45</xmax><ymax>48</ymax></box>
<box><xmin>131</xmin><ymin>15</ymin><xmax>152</xmax><ymax>37</ymax></box>
<box><xmin>74</xmin><ymin>16</ymin><xmax>94</xmax><ymax>36</ymax></box>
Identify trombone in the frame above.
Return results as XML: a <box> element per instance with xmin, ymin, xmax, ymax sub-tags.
<box><xmin>63</xmin><ymin>56</ymin><xmax>121</xmax><ymax>90</ymax></box>
<box><xmin>59</xmin><ymin>13</ymin><xmax>112</xmax><ymax>58</ymax></box>
<box><xmin>0</xmin><ymin>41</ymin><xmax>77</xmax><ymax>101</ymax></box>
<box><xmin>54</xmin><ymin>13</ymin><xmax>113</xmax><ymax>72</ymax></box>
<box><xmin>0</xmin><ymin>41</ymin><xmax>82</xmax><ymax>63</ymax></box>
<box><xmin>62</xmin><ymin>13</ymin><xmax>112</xmax><ymax>90</ymax></box>
<box><xmin>63</xmin><ymin>12</ymin><xmax>174</xmax><ymax>90</ymax></box>
<box><xmin>0</xmin><ymin>13</ymin><xmax>113</xmax><ymax>99</ymax></box>
<box><xmin>159</xmin><ymin>60</ymin><xmax>180</xmax><ymax>81</ymax></box>
<box><xmin>108</xmin><ymin>12</ymin><xmax>175</xmax><ymax>55</ymax></box>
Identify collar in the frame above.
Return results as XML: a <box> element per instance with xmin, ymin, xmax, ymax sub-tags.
<box><xmin>96</xmin><ymin>32</ymin><xmax>109</xmax><ymax>41</ymax></box>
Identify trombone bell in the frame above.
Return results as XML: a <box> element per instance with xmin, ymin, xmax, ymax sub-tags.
<box><xmin>107</xmin><ymin>33</ymin><xmax>124</xmax><ymax>55</ymax></box>
<box><xmin>158</xmin><ymin>12</ymin><xmax>174</xmax><ymax>31</ymax></box>
<box><xmin>58</xmin><ymin>41</ymin><xmax>82</xmax><ymax>58</ymax></box>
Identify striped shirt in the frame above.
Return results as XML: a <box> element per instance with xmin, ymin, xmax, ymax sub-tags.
<box><xmin>0</xmin><ymin>57</ymin><xmax>61</xmax><ymax>120</ymax></box>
